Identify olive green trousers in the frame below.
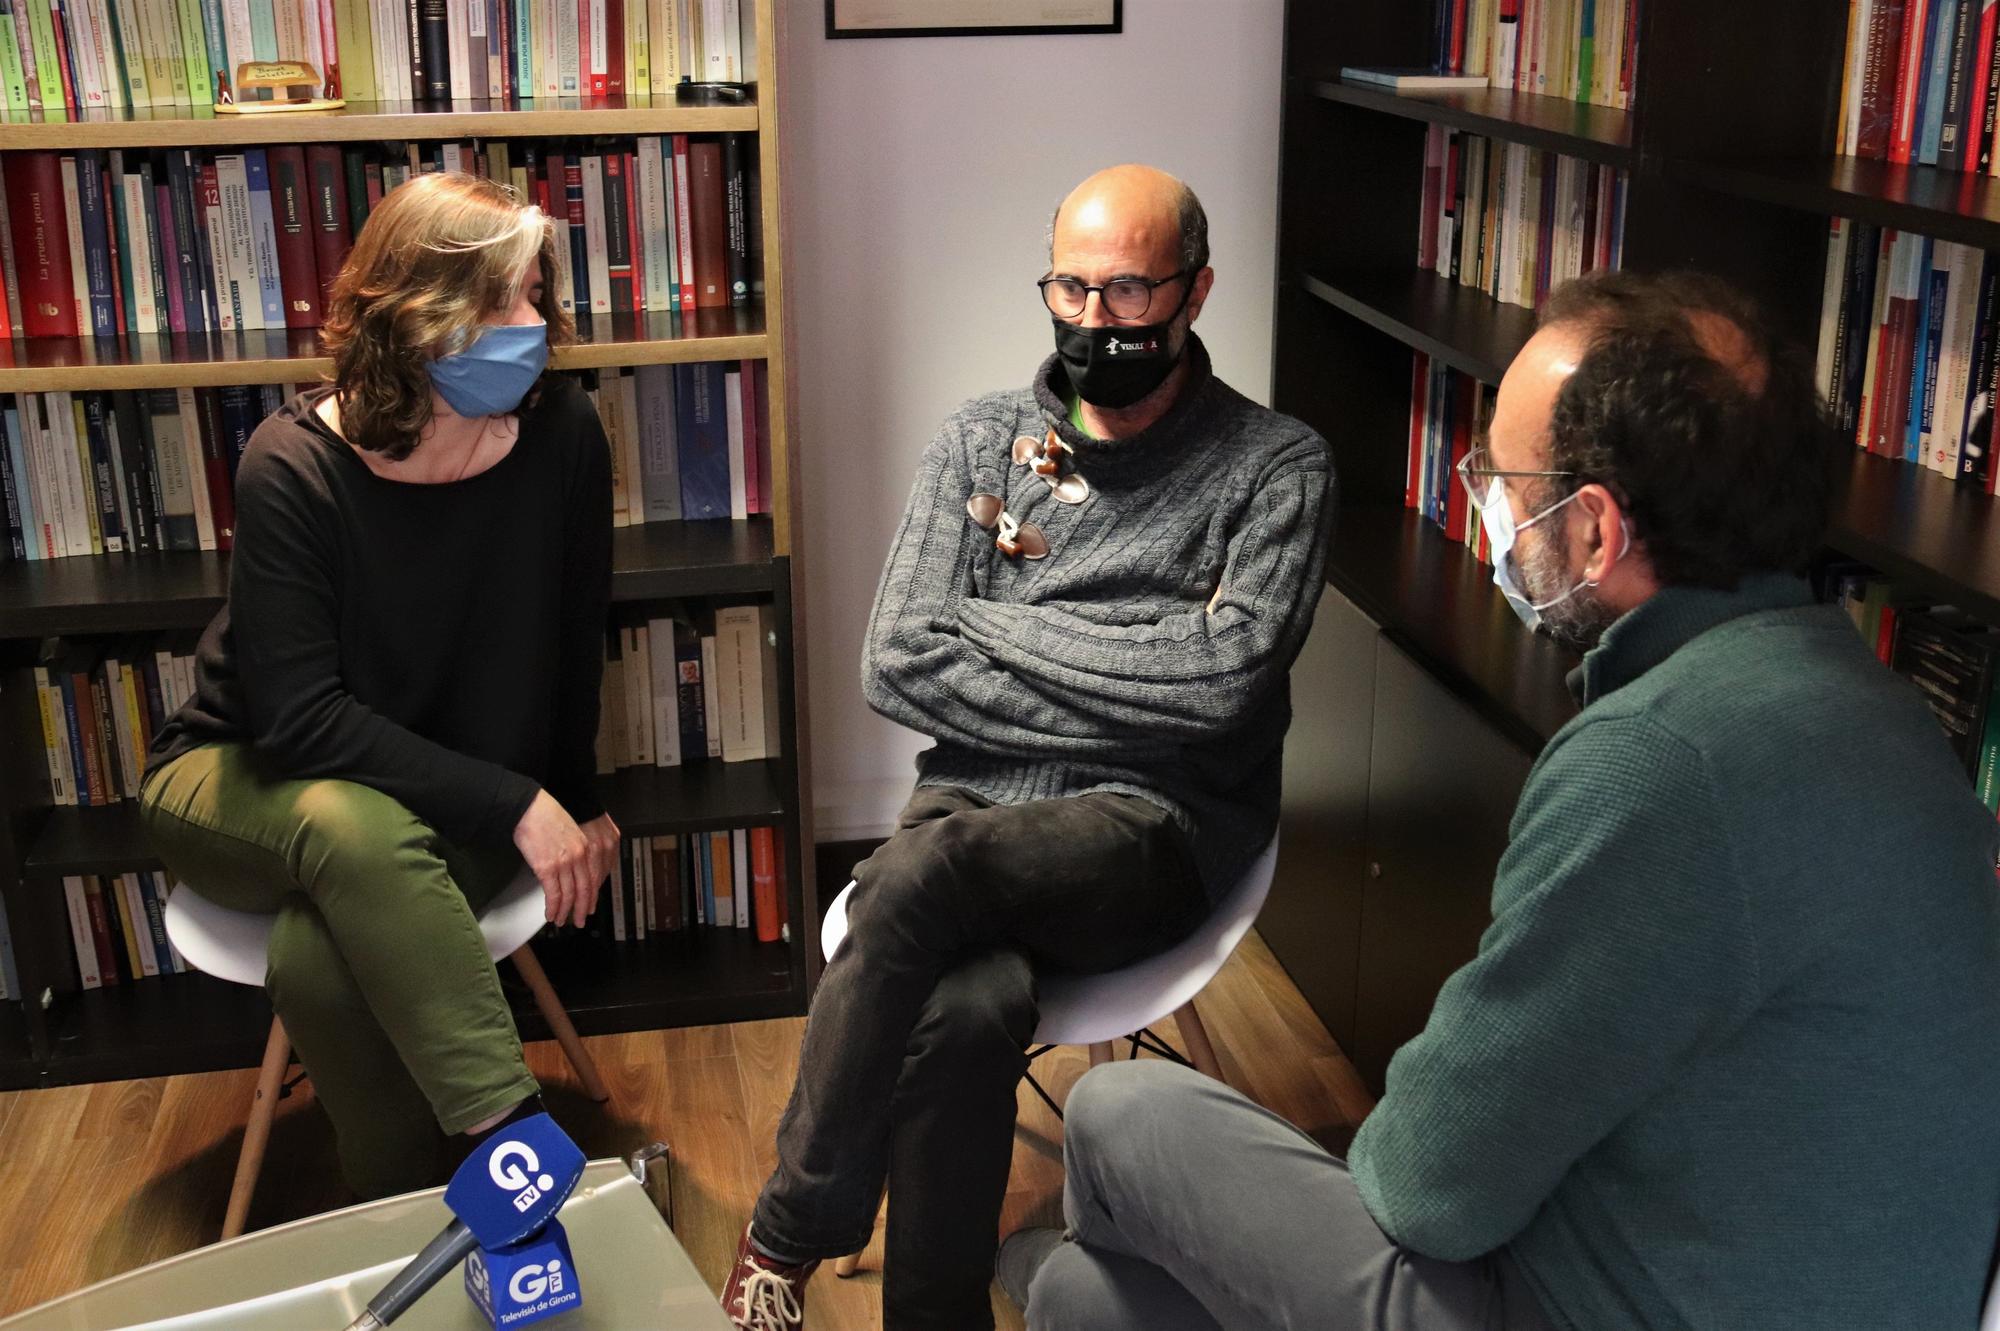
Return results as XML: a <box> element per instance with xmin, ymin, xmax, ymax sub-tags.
<box><xmin>139</xmin><ymin>742</ymin><xmax>541</xmax><ymax>1198</ymax></box>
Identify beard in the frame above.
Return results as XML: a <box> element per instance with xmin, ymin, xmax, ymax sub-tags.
<box><xmin>1517</xmin><ymin>518</ymin><xmax>1619</xmax><ymax>653</ymax></box>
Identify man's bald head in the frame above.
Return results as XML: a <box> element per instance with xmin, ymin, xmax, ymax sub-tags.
<box><xmin>1049</xmin><ymin>165</ymin><xmax>1209</xmax><ymax>277</ymax></box>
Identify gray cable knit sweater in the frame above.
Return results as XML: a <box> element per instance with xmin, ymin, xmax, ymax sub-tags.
<box><xmin>862</xmin><ymin>335</ymin><xmax>1335</xmax><ymax>896</ymax></box>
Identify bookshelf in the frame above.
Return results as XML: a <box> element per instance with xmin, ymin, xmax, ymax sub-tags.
<box><xmin>1265</xmin><ymin>0</ymin><xmax>1985</xmax><ymax>1090</ymax></box>
<box><xmin>0</xmin><ymin>0</ymin><xmax>818</xmax><ymax>1092</ymax></box>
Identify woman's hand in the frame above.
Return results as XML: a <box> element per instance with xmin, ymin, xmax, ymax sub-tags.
<box><xmin>578</xmin><ymin>812</ymin><xmax>622</xmax><ymax>910</ymax></box>
<box><xmin>514</xmin><ymin>790</ymin><xmax>599</xmax><ymax>927</ymax></box>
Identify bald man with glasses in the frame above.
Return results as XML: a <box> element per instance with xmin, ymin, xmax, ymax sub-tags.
<box><xmin>719</xmin><ymin>164</ymin><xmax>1334</xmax><ymax>1331</ymax></box>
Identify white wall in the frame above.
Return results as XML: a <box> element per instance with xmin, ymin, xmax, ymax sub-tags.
<box><xmin>784</xmin><ymin>0</ymin><xmax>1288</xmax><ymax>841</ymax></box>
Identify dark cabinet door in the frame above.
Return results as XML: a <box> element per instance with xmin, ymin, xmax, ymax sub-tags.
<box><xmin>1351</xmin><ymin>638</ymin><xmax>1533</xmax><ymax>1094</ymax></box>
<box><xmin>1264</xmin><ymin>588</ymin><xmax>1378</xmax><ymax>1053</ymax></box>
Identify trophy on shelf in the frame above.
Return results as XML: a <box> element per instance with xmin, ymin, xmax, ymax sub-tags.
<box><xmin>214</xmin><ymin>4</ymin><xmax>344</xmax><ymax>113</ymax></box>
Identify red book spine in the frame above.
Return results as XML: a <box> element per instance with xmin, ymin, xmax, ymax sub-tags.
<box><xmin>48</xmin><ymin>0</ymin><xmax>79</xmax><ymax>112</ymax></box>
<box><xmin>623</xmin><ymin>150</ymin><xmax>641</xmax><ymax>312</ymax></box>
<box><xmin>7</xmin><ymin>153</ymin><xmax>80</xmax><ymax>337</ymax></box>
<box><xmin>582</xmin><ymin>0</ymin><xmax>600</xmax><ymax>96</ymax></box>
<box><xmin>749</xmin><ymin>827</ymin><xmax>781</xmax><ymax>944</ymax></box>
<box><xmin>605</xmin><ymin>0</ymin><xmax>623</xmax><ymax>94</ymax></box>
<box><xmin>1972</xmin><ymin>0</ymin><xmax>1999</xmax><ymax>165</ymax></box>
<box><xmin>1893</xmin><ymin>0</ymin><xmax>1931</xmax><ymax>163</ymax></box>
<box><xmin>197</xmin><ymin>388</ymin><xmax>236</xmax><ymax>549</ymax></box>
<box><xmin>85</xmin><ymin>878</ymin><xmax>122</xmax><ymax>985</ymax></box>
<box><xmin>304</xmin><ymin>145</ymin><xmax>354</xmax><ymax>310</ymax></box>
<box><xmin>1445</xmin><ymin>372</ymin><xmax>1473</xmax><ymax>543</ymax></box>
<box><xmin>688</xmin><ymin>139</ymin><xmax>728</xmax><ymax>309</ymax></box>
<box><xmin>101</xmin><ymin>161</ymin><xmax>128</xmax><ymax>334</ymax></box>
<box><xmin>268</xmin><ymin>146</ymin><xmax>323</xmax><ymax>328</ymax></box>
<box><xmin>1875</xmin><ymin>252</ymin><xmax>1920</xmax><ymax>456</ymax></box>
<box><xmin>1861</xmin><ymin>0</ymin><xmax>1910</xmax><ymax>158</ymax></box>
<box><xmin>1878</xmin><ymin>605</ymin><xmax>1901</xmax><ymax>664</ymax></box>
<box><xmin>673</xmin><ymin>134</ymin><xmax>694</xmax><ymax>312</ymax></box>
<box><xmin>1448</xmin><ymin>0</ymin><xmax>1468</xmax><ymax>72</ymax></box>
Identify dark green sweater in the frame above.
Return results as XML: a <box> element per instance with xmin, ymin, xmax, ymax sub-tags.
<box><xmin>1350</xmin><ymin>574</ymin><xmax>2000</xmax><ymax>1330</ymax></box>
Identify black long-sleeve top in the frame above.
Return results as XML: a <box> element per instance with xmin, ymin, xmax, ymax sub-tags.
<box><xmin>147</xmin><ymin>377</ymin><xmax>613</xmax><ymax>847</ymax></box>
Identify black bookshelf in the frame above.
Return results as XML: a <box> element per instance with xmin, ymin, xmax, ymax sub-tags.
<box><xmin>1313</xmin><ymin>80</ymin><xmax>1634</xmax><ymax>167</ymax></box>
<box><xmin>1675</xmin><ymin>156</ymin><xmax>2000</xmax><ymax>255</ymax></box>
<box><xmin>42</xmin><ymin>970</ymin><xmax>273</xmax><ymax>1084</ymax></box>
<box><xmin>531</xmin><ymin>929</ymin><xmax>799</xmax><ymax>1035</ymax></box>
<box><xmin>1303</xmin><ymin>268</ymin><xmax>1536</xmax><ymax>386</ymax></box>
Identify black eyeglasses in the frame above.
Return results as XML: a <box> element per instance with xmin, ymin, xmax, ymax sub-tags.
<box><xmin>1038</xmin><ymin>270</ymin><xmax>1191</xmax><ymax>321</ymax></box>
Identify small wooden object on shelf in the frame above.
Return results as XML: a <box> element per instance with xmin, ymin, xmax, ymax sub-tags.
<box><xmin>215</xmin><ymin>62</ymin><xmax>345</xmax><ymax>115</ymax></box>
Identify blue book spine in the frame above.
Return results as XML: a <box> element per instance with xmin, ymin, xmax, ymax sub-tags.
<box><xmin>82</xmin><ymin>393</ymin><xmax>125</xmax><ymax>552</ymax></box>
<box><xmin>217</xmin><ymin>383</ymin><xmax>259</xmax><ymax>479</ymax></box>
<box><xmin>1918</xmin><ymin>249</ymin><xmax>1950</xmax><ymax>464</ymax></box>
<box><xmin>3</xmin><ymin>406</ymin><xmax>37</xmax><ymax>561</ymax></box>
<box><xmin>243</xmin><ymin>151</ymin><xmax>286</xmax><ymax>328</ymax></box>
<box><xmin>1915</xmin><ymin>0</ymin><xmax>1950</xmax><ymax>163</ymax></box>
<box><xmin>198</xmin><ymin>0</ymin><xmax>231</xmax><ymax>100</ymax></box>
<box><xmin>0</xmin><ymin>408</ymin><xmax>23</xmax><ymax>561</ymax></box>
<box><xmin>1959</xmin><ymin>254</ymin><xmax>2000</xmax><ymax>483</ymax></box>
<box><xmin>57</xmin><ymin>673</ymin><xmax>90</xmax><ymax>807</ymax></box>
<box><xmin>138</xmin><ymin>873</ymin><xmax>176</xmax><ymax>976</ymax></box>
<box><xmin>675</xmin><ymin>362</ymin><xmax>733</xmax><ymax>520</ymax></box>
<box><xmin>74</xmin><ymin>151</ymin><xmax>119</xmax><ymax>338</ymax></box>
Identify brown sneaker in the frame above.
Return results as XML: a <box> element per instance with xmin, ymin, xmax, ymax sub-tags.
<box><xmin>721</xmin><ymin>1224</ymin><xmax>819</xmax><ymax>1330</ymax></box>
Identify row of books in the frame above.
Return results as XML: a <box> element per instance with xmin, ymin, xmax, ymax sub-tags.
<box><xmin>1427</xmin><ymin>0</ymin><xmax>1639</xmax><ymax>109</ymax></box>
<box><xmin>595</xmin><ymin>601</ymin><xmax>780</xmax><ymax>772</ymax></box>
<box><xmin>1418</xmin><ymin>127</ymin><xmax>1628</xmax><ymax>311</ymax></box>
<box><xmin>1406</xmin><ymin>350</ymin><xmax>1496</xmax><ymax>565</ymax></box>
<box><xmin>1834</xmin><ymin>0</ymin><xmax>2000</xmax><ymax>171</ymax></box>
<box><xmin>600</xmin><ymin>825</ymin><xmax>786</xmax><ymax>944</ymax></box>
<box><xmin>59</xmin><ymin>871</ymin><xmax>189</xmax><ymax>990</ymax></box>
<box><xmin>1822</xmin><ymin>562</ymin><xmax>2000</xmax><ymax>812</ymax></box>
<box><xmin>0</xmin><ymin>0</ymin><xmax>754</xmax><ymax>115</ymax></box>
<box><xmin>593</xmin><ymin>359</ymin><xmax>771</xmax><ymax>528</ymax></box>
<box><xmin>31</xmin><ymin>634</ymin><xmax>199</xmax><ymax>807</ymax></box>
<box><xmin>1813</xmin><ymin>218</ymin><xmax>2000</xmax><ymax>487</ymax></box>
<box><xmin>0</xmin><ymin>362</ymin><xmax>770</xmax><ymax>562</ymax></box>
<box><xmin>0</xmin><ymin>132</ymin><xmax>758</xmax><ymax>340</ymax></box>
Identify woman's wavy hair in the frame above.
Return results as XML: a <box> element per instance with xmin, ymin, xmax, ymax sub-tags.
<box><xmin>320</xmin><ymin>171</ymin><xmax>572</xmax><ymax>460</ymax></box>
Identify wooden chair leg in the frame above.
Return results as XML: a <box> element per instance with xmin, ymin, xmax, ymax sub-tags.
<box><xmin>1088</xmin><ymin>1041</ymin><xmax>1114</xmax><ymax>1067</ymax></box>
<box><xmin>223</xmin><ymin>1017</ymin><xmax>291</xmax><ymax>1241</ymax></box>
<box><xmin>511</xmin><ymin>945</ymin><xmax>610</xmax><ymax>1103</ymax></box>
<box><xmin>1173</xmin><ymin>1001</ymin><xmax>1224</xmax><ymax>1082</ymax></box>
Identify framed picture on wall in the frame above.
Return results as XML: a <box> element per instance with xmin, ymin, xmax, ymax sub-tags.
<box><xmin>826</xmin><ymin>0</ymin><xmax>1121</xmax><ymax>39</ymax></box>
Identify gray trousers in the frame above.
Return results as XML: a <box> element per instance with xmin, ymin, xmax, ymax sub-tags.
<box><xmin>1021</xmin><ymin>1060</ymin><xmax>1558</xmax><ymax>1331</ymax></box>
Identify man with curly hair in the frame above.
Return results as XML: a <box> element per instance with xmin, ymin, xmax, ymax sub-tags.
<box><xmin>1000</xmin><ymin>270</ymin><xmax>2000</xmax><ymax>1331</ymax></box>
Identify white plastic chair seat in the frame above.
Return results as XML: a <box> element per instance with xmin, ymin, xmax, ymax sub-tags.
<box><xmin>819</xmin><ymin>835</ymin><xmax>1279</xmax><ymax>1047</ymax></box>
<box><xmin>164</xmin><ymin>867</ymin><xmax>549</xmax><ymax>988</ymax></box>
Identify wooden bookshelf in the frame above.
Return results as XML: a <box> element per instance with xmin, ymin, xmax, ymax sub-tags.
<box><xmin>0</xmin><ymin>0</ymin><xmax>817</xmax><ymax>1089</ymax></box>
<box><xmin>1313</xmin><ymin>79</ymin><xmax>1633</xmax><ymax>167</ymax></box>
<box><xmin>0</xmin><ymin>95</ymin><xmax>758</xmax><ymax>150</ymax></box>
<box><xmin>0</xmin><ymin>304</ymin><xmax>769</xmax><ymax>392</ymax></box>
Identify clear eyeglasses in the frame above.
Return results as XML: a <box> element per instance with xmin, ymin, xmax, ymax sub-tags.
<box><xmin>1455</xmin><ymin>444</ymin><xmax>1575</xmax><ymax>511</ymax></box>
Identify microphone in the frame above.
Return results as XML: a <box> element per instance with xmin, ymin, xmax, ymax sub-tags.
<box><xmin>345</xmin><ymin>1113</ymin><xmax>586</xmax><ymax>1329</ymax></box>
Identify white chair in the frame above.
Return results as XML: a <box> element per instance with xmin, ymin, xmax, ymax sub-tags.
<box><xmin>163</xmin><ymin>867</ymin><xmax>609</xmax><ymax>1239</ymax></box>
<box><xmin>1982</xmin><ymin>1256</ymin><xmax>2000</xmax><ymax>1331</ymax></box>
<box><xmin>817</xmin><ymin>835</ymin><xmax>1280</xmax><ymax>1277</ymax></box>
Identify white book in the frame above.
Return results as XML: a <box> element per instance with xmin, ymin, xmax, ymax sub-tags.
<box><xmin>35</xmin><ymin>395</ymin><xmax>75</xmax><ymax>557</ymax></box>
<box><xmin>617</xmin><ymin>369</ymin><xmax>643</xmax><ymax>525</ymax></box>
<box><xmin>441</xmin><ymin>142</ymin><xmax>465</xmax><ymax>174</ymax></box>
<box><xmin>175</xmin><ymin>385</ymin><xmax>217</xmax><ymax>550</ymax></box>
<box><xmin>733</xmin><ymin>828</ymin><xmax>748</xmax><ymax>928</ymax></box>
<box><xmin>33</xmin><ymin>665</ymin><xmax>76</xmax><ymax>805</ymax></box>
<box><xmin>64</xmin><ymin>877</ymin><xmax>102</xmax><ymax>990</ymax></box>
<box><xmin>647</xmin><ymin>618</ymin><xmax>682</xmax><ymax>767</ymax></box>
<box><xmin>487</xmin><ymin>0</ymin><xmax>506</xmax><ymax>99</ymax></box>
<box><xmin>624</xmin><ymin>623</ymin><xmax>654</xmax><ymax>766</ymax></box>
<box><xmin>649</xmin><ymin>0</ymin><xmax>675</xmax><ymax>88</ymax></box>
<box><xmin>223</xmin><ymin>0</ymin><xmax>261</xmax><ymax>103</ymax></box>
<box><xmin>22</xmin><ymin>397</ymin><xmax>63</xmax><ymax>559</ymax></box>
<box><xmin>122</xmin><ymin>874</ymin><xmax>160</xmax><ymax>976</ymax></box>
<box><xmin>557</xmin><ymin>0</ymin><xmax>579</xmax><ymax>94</ymax></box>
<box><xmin>636</xmin><ymin>138</ymin><xmax>670</xmax><ymax>311</ymax></box>
<box><xmin>214</xmin><ymin>155</ymin><xmax>256</xmax><ymax>331</ymax></box>
<box><xmin>581</xmin><ymin>153</ymin><xmax>611</xmax><ymax>314</ymax></box>
<box><xmin>120</xmin><ymin>167</ymin><xmax>160</xmax><ymax>330</ymax></box>
<box><xmin>59</xmin><ymin>157</ymin><xmax>89</xmax><ymax>335</ymax></box>
<box><xmin>701</xmin><ymin>0</ymin><xmax>725</xmax><ymax>79</ymax></box>
<box><xmin>173</xmin><ymin>652</ymin><xmax>196</xmax><ymax>717</ymax></box>
<box><xmin>724</xmin><ymin>367</ymin><xmax>747</xmax><ymax>519</ymax></box>
<box><xmin>111</xmin><ymin>0</ymin><xmax>153</xmax><ymax>106</ymax></box>
<box><xmin>700</xmin><ymin>635</ymin><xmax>720</xmax><ymax>757</ymax></box>
<box><xmin>1935</xmin><ymin>242</ymin><xmax>1984</xmax><ymax>476</ymax></box>
<box><xmin>87</xmin><ymin>0</ymin><xmax>122</xmax><ymax>106</ymax></box>
<box><xmin>302</xmin><ymin>0</ymin><xmax>326</xmax><ymax>88</ymax></box>
<box><xmin>538</xmin><ymin>0</ymin><xmax>560</xmax><ymax>97</ymax></box>
<box><xmin>274</xmin><ymin>0</ymin><xmax>308</xmax><ymax>67</ymax></box>
<box><xmin>201</xmin><ymin>172</ymin><xmax>237</xmax><ymax>332</ymax></box>
<box><xmin>719</xmin><ymin>0</ymin><xmax>740</xmax><ymax>81</ymax></box>
<box><xmin>1844</xmin><ymin>0</ymin><xmax>1874</xmax><ymax>156</ymax></box>
<box><xmin>551</xmin><ymin>211</ymin><xmax>576</xmax><ymax>314</ymax></box>
<box><xmin>1340</xmin><ymin>66</ymin><xmax>1489</xmax><ymax>92</ymax></box>
<box><xmin>635</xmin><ymin>364</ymin><xmax>680</xmax><ymax>520</ymax></box>
<box><xmin>625</xmin><ymin>0</ymin><xmax>644</xmax><ymax>94</ymax></box>
<box><xmin>588</xmin><ymin>0</ymin><xmax>605</xmax><ymax>89</ymax></box>
<box><xmin>104</xmin><ymin>653</ymin><xmax>137</xmax><ymax>794</ymax></box>
<box><xmin>1816</xmin><ymin>217</ymin><xmax>1850</xmax><ymax>403</ymax></box>
<box><xmin>48</xmin><ymin>393</ymin><xmax>96</xmax><ymax>557</ymax></box>
<box><xmin>713</xmin><ymin>605</ymin><xmax>764</xmax><ymax>762</ymax></box>
<box><xmin>737</xmin><ymin>0</ymin><xmax>754</xmax><ymax>81</ymax></box>
<box><xmin>447</xmin><ymin>0</ymin><xmax>473</xmax><ymax>101</ymax></box>
<box><xmin>153</xmin><ymin>646</ymin><xmax>179</xmax><ymax>714</ymax></box>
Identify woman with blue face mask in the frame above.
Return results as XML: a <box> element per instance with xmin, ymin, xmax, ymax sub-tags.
<box><xmin>136</xmin><ymin>171</ymin><xmax>617</xmax><ymax>1200</ymax></box>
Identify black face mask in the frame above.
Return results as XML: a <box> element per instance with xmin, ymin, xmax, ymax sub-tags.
<box><xmin>1052</xmin><ymin>281</ymin><xmax>1194</xmax><ymax>409</ymax></box>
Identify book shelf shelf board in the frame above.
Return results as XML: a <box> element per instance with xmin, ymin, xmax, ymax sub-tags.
<box><xmin>0</xmin><ymin>96</ymin><xmax>760</xmax><ymax>150</ymax></box>
<box><xmin>1829</xmin><ymin>451</ymin><xmax>2000</xmax><ymax>624</ymax></box>
<box><xmin>0</xmin><ymin>308</ymin><xmax>769</xmax><ymax>393</ymax></box>
<box><xmin>1312</xmin><ymin>80</ymin><xmax>1634</xmax><ymax>167</ymax></box>
<box><xmin>530</xmin><ymin>929</ymin><xmax>801</xmax><ymax>1033</ymax></box>
<box><xmin>41</xmin><ymin>971</ymin><xmax>272</xmax><ymax>1084</ymax></box>
<box><xmin>0</xmin><ymin>1006</ymin><xmax>35</xmax><ymax>1090</ymax></box>
<box><xmin>1304</xmin><ymin>268</ymin><xmax>1537</xmax><ymax>386</ymax></box>
<box><xmin>0</xmin><ymin>518</ymin><xmax>775</xmax><ymax>641</ymax></box>
<box><xmin>22</xmin><ymin>803</ymin><xmax>157</xmax><ymax>878</ymax></box>
<box><xmin>1327</xmin><ymin>504</ymin><xmax>1579</xmax><ymax>752</ymax></box>
<box><xmin>596</xmin><ymin>759</ymin><xmax>788</xmax><ymax>835</ymax></box>
<box><xmin>1676</xmin><ymin>156</ymin><xmax>2000</xmax><ymax>254</ymax></box>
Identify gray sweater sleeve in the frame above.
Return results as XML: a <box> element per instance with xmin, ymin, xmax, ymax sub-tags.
<box><xmin>861</xmin><ymin>416</ymin><xmax>1180</xmax><ymax>761</ymax></box>
<box><xmin>954</xmin><ymin>440</ymin><xmax>1331</xmax><ymax>741</ymax></box>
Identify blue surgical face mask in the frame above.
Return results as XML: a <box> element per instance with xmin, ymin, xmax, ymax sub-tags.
<box><xmin>1477</xmin><ymin>477</ymin><xmax>1626</xmax><ymax>630</ymax></box>
<box><xmin>427</xmin><ymin>320</ymin><xmax>550</xmax><ymax>418</ymax></box>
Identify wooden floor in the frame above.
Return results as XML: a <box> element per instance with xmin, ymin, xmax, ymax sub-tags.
<box><xmin>0</xmin><ymin>931</ymin><xmax>1373</xmax><ymax>1329</ymax></box>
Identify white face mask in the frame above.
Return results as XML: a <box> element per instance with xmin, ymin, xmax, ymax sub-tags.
<box><xmin>1477</xmin><ymin>477</ymin><xmax>1625</xmax><ymax>630</ymax></box>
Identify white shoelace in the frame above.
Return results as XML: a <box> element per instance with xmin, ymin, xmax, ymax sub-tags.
<box><xmin>733</xmin><ymin>1267</ymin><xmax>804</xmax><ymax>1330</ymax></box>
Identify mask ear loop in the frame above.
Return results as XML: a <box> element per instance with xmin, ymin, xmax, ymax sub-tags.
<box><xmin>1580</xmin><ymin>517</ymin><xmax>1634</xmax><ymax>590</ymax></box>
